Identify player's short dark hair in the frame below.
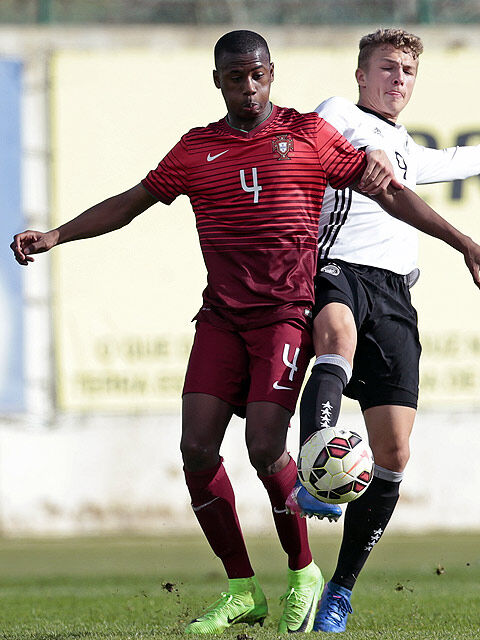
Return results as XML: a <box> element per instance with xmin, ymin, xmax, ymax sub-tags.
<box><xmin>358</xmin><ymin>28</ymin><xmax>424</xmax><ymax>69</ymax></box>
<box><xmin>214</xmin><ymin>30</ymin><xmax>270</xmax><ymax>69</ymax></box>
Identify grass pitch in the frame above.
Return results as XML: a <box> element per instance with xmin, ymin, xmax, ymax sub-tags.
<box><xmin>0</xmin><ymin>531</ymin><xmax>478</xmax><ymax>639</ymax></box>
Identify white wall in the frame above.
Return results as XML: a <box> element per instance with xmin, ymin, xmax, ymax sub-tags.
<box><xmin>1</xmin><ymin>409</ymin><xmax>479</xmax><ymax>535</ymax></box>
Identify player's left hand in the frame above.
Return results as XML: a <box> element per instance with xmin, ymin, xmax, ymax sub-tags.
<box><xmin>359</xmin><ymin>149</ymin><xmax>403</xmax><ymax>195</ymax></box>
<box><xmin>462</xmin><ymin>237</ymin><xmax>480</xmax><ymax>288</ymax></box>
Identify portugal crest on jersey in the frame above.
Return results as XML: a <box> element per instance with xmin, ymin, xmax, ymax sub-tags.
<box><xmin>272</xmin><ymin>135</ymin><xmax>294</xmax><ymax>160</ymax></box>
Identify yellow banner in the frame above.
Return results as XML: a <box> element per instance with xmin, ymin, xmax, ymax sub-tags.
<box><xmin>51</xmin><ymin>47</ymin><xmax>480</xmax><ymax>410</ymax></box>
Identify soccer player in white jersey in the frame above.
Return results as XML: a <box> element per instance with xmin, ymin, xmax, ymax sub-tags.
<box><xmin>286</xmin><ymin>28</ymin><xmax>480</xmax><ymax>633</ymax></box>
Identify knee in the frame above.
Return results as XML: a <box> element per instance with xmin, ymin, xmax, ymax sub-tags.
<box><xmin>180</xmin><ymin>435</ymin><xmax>219</xmax><ymax>472</ymax></box>
<box><xmin>247</xmin><ymin>441</ymin><xmax>274</xmax><ymax>473</ymax></box>
<box><xmin>247</xmin><ymin>438</ymin><xmax>285</xmax><ymax>475</ymax></box>
<box><xmin>374</xmin><ymin>441</ymin><xmax>410</xmax><ymax>473</ymax></box>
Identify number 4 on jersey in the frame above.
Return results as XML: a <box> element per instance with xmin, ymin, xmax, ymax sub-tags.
<box><xmin>283</xmin><ymin>343</ymin><xmax>300</xmax><ymax>381</ymax></box>
<box><xmin>240</xmin><ymin>168</ymin><xmax>262</xmax><ymax>203</ymax></box>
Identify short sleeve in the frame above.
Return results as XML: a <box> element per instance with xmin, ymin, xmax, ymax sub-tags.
<box><xmin>315</xmin><ymin>117</ymin><xmax>366</xmax><ymax>190</ymax></box>
<box><xmin>141</xmin><ymin>139</ymin><xmax>189</xmax><ymax>205</ymax></box>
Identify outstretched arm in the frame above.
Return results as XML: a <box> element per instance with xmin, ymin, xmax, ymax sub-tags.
<box><xmin>374</xmin><ymin>186</ymin><xmax>480</xmax><ymax>287</ymax></box>
<box><xmin>11</xmin><ymin>184</ymin><xmax>157</xmax><ymax>265</ymax></box>
<box><xmin>414</xmin><ymin>142</ymin><xmax>480</xmax><ymax>184</ymax></box>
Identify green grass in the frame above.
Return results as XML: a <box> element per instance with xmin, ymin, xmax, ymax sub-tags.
<box><xmin>0</xmin><ymin>531</ymin><xmax>478</xmax><ymax>639</ymax></box>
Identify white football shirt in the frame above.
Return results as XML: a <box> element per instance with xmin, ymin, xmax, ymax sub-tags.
<box><xmin>317</xmin><ymin>96</ymin><xmax>480</xmax><ymax>274</ymax></box>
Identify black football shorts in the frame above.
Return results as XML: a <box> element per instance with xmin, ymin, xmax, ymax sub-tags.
<box><xmin>313</xmin><ymin>259</ymin><xmax>422</xmax><ymax>411</ymax></box>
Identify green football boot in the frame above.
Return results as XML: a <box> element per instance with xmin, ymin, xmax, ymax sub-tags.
<box><xmin>278</xmin><ymin>561</ymin><xmax>324</xmax><ymax>633</ymax></box>
<box><xmin>185</xmin><ymin>575</ymin><xmax>268</xmax><ymax>634</ymax></box>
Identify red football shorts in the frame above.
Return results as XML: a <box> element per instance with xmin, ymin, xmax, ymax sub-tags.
<box><xmin>183</xmin><ymin>319</ymin><xmax>313</xmax><ymax>413</ymax></box>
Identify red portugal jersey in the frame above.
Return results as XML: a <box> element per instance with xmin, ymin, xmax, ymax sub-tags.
<box><xmin>142</xmin><ymin>105</ymin><xmax>366</xmax><ymax>327</ymax></box>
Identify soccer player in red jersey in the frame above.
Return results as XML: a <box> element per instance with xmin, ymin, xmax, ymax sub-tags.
<box><xmin>11</xmin><ymin>30</ymin><xmax>480</xmax><ymax>634</ymax></box>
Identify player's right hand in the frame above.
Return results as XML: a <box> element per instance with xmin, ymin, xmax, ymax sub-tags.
<box><xmin>10</xmin><ymin>229</ymin><xmax>58</xmax><ymax>265</ymax></box>
<box><xmin>360</xmin><ymin>149</ymin><xmax>403</xmax><ymax>195</ymax></box>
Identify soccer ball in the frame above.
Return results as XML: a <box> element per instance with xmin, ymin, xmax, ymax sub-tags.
<box><xmin>298</xmin><ymin>427</ymin><xmax>374</xmax><ymax>504</ymax></box>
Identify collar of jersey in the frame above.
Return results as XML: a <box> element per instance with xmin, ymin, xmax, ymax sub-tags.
<box><xmin>356</xmin><ymin>104</ymin><xmax>397</xmax><ymax>127</ymax></box>
<box><xmin>223</xmin><ymin>104</ymin><xmax>277</xmax><ymax>138</ymax></box>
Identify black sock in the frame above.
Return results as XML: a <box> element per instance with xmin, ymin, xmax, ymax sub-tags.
<box><xmin>331</xmin><ymin>475</ymin><xmax>400</xmax><ymax>590</ymax></box>
<box><xmin>299</xmin><ymin>362</ymin><xmax>348</xmax><ymax>444</ymax></box>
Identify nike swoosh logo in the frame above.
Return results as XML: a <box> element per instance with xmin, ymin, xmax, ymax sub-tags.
<box><xmin>207</xmin><ymin>150</ymin><xmax>229</xmax><ymax>162</ymax></box>
<box><xmin>273</xmin><ymin>381</ymin><xmax>293</xmax><ymax>390</ymax></box>
<box><xmin>192</xmin><ymin>496</ymin><xmax>219</xmax><ymax>512</ymax></box>
<box><xmin>287</xmin><ymin>597</ymin><xmax>315</xmax><ymax>633</ymax></box>
<box><xmin>227</xmin><ymin>611</ymin><xmax>249</xmax><ymax>624</ymax></box>
<box><xmin>273</xmin><ymin>507</ymin><xmax>287</xmax><ymax>514</ymax></box>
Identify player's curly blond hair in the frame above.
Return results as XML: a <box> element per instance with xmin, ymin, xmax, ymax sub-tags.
<box><xmin>358</xmin><ymin>28</ymin><xmax>424</xmax><ymax>68</ymax></box>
